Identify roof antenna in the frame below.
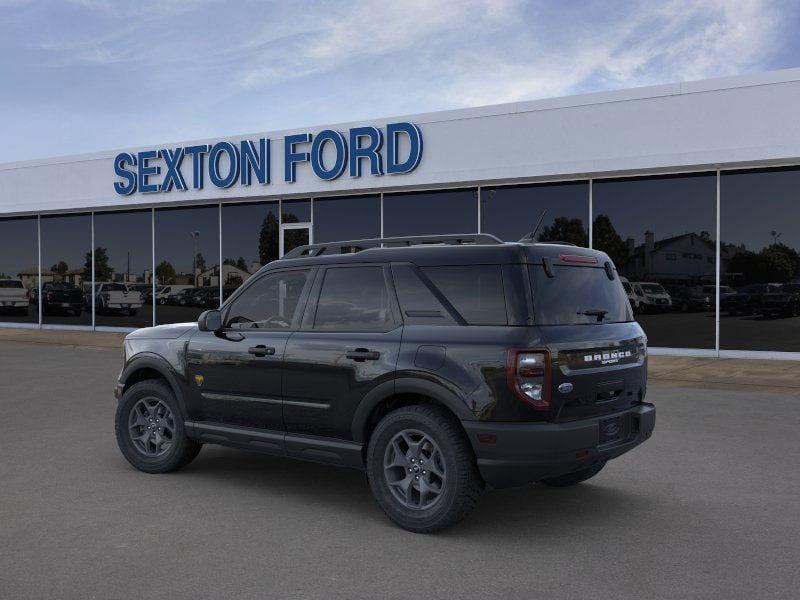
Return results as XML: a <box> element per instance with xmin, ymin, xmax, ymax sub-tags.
<box><xmin>518</xmin><ymin>209</ymin><xmax>548</xmax><ymax>243</ymax></box>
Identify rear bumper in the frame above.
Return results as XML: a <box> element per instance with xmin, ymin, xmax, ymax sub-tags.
<box><xmin>463</xmin><ymin>404</ymin><xmax>655</xmax><ymax>489</ymax></box>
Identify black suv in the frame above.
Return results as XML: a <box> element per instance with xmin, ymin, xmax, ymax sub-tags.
<box><xmin>114</xmin><ymin>234</ymin><xmax>655</xmax><ymax>532</ymax></box>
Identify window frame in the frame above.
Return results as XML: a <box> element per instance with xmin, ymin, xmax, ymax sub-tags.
<box><xmin>220</xmin><ymin>265</ymin><xmax>316</xmax><ymax>332</ymax></box>
<box><xmin>300</xmin><ymin>263</ymin><xmax>401</xmax><ymax>333</ymax></box>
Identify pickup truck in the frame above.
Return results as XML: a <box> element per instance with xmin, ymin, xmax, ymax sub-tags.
<box><xmin>0</xmin><ymin>279</ymin><xmax>30</xmax><ymax>315</ymax></box>
<box><xmin>42</xmin><ymin>282</ymin><xmax>84</xmax><ymax>315</ymax></box>
<box><xmin>88</xmin><ymin>283</ymin><xmax>143</xmax><ymax>315</ymax></box>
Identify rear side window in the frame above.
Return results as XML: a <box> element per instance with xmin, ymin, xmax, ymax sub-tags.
<box><xmin>391</xmin><ymin>265</ymin><xmax>457</xmax><ymax>325</ymax></box>
<box><xmin>421</xmin><ymin>265</ymin><xmax>507</xmax><ymax>325</ymax></box>
<box><xmin>314</xmin><ymin>266</ymin><xmax>393</xmax><ymax>331</ymax></box>
<box><xmin>530</xmin><ymin>265</ymin><xmax>632</xmax><ymax>325</ymax></box>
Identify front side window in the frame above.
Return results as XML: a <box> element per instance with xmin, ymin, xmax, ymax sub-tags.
<box><xmin>225</xmin><ymin>270</ymin><xmax>309</xmax><ymax>330</ymax></box>
<box><xmin>314</xmin><ymin>267</ymin><xmax>392</xmax><ymax>331</ymax></box>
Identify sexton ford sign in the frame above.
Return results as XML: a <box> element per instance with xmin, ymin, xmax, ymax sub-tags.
<box><xmin>112</xmin><ymin>122</ymin><xmax>423</xmax><ymax>196</ymax></box>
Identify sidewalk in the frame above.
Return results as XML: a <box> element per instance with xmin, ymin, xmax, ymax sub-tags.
<box><xmin>0</xmin><ymin>328</ymin><xmax>797</xmax><ymax>394</ymax></box>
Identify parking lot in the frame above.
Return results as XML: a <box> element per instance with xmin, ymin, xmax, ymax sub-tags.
<box><xmin>1</xmin><ymin>341</ymin><xmax>798</xmax><ymax>600</ymax></box>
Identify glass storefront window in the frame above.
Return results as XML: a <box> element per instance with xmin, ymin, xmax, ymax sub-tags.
<box><xmin>282</xmin><ymin>199</ymin><xmax>311</xmax><ymax>223</ymax></box>
<box><xmin>40</xmin><ymin>213</ymin><xmax>92</xmax><ymax>326</ymax></box>
<box><xmin>0</xmin><ymin>217</ymin><xmax>39</xmax><ymax>324</ymax></box>
<box><xmin>593</xmin><ymin>173</ymin><xmax>717</xmax><ymax>349</ymax></box>
<box><xmin>155</xmin><ymin>205</ymin><xmax>219</xmax><ymax>325</ymax></box>
<box><xmin>221</xmin><ymin>201</ymin><xmax>279</xmax><ymax>294</ymax></box>
<box><xmin>720</xmin><ymin>168</ymin><xmax>800</xmax><ymax>352</ymax></box>
<box><xmin>92</xmin><ymin>210</ymin><xmax>153</xmax><ymax>328</ymax></box>
<box><xmin>481</xmin><ymin>182</ymin><xmax>589</xmax><ymax>245</ymax></box>
<box><xmin>313</xmin><ymin>195</ymin><xmax>381</xmax><ymax>243</ymax></box>
<box><xmin>383</xmin><ymin>189</ymin><xmax>477</xmax><ymax>237</ymax></box>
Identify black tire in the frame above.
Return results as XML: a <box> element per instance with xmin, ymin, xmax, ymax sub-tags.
<box><xmin>540</xmin><ymin>461</ymin><xmax>606</xmax><ymax>487</ymax></box>
<box><xmin>115</xmin><ymin>379</ymin><xmax>201</xmax><ymax>474</ymax></box>
<box><xmin>366</xmin><ymin>404</ymin><xmax>484</xmax><ymax>533</ymax></box>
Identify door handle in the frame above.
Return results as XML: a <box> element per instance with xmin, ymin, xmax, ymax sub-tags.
<box><xmin>248</xmin><ymin>345</ymin><xmax>276</xmax><ymax>357</ymax></box>
<box><xmin>346</xmin><ymin>349</ymin><xmax>380</xmax><ymax>362</ymax></box>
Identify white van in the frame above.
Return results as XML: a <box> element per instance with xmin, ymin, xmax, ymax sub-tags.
<box><xmin>155</xmin><ymin>285</ymin><xmax>193</xmax><ymax>305</ymax></box>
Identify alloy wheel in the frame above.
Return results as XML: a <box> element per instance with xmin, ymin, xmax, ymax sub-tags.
<box><xmin>383</xmin><ymin>429</ymin><xmax>446</xmax><ymax>510</ymax></box>
<box><xmin>128</xmin><ymin>397</ymin><xmax>175</xmax><ymax>457</ymax></box>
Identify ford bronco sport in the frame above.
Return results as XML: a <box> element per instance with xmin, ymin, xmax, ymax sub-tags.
<box><xmin>114</xmin><ymin>234</ymin><xmax>655</xmax><ymax>532</ymax></box>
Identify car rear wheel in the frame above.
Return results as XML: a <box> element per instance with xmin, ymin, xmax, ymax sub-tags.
<box><xmin>541</xmin><ymin>461</ymin><xmax>606</xmax><ymax>487</ymax></box>
<box><xmin>367</xmin><ymin>405</ymin><xmax>484</xmax><ymax>533</ymax></box>
<box><xmin>115</xmin><ymin>379</ymin><xmax>201</xmax><ymax>474</ymax></box>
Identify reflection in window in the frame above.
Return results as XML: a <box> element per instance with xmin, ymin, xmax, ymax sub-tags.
<box><xmin>221</xmin><ymin>201</ymin><xmax>278</xmax><ymax>293</ymax></box>
<box><xmin>226</xmin><ymin>270</ymin><xmax>309</xmax><ymax>330</ymax></box>
<box><xmin>0</xmin><ymin>217</ymin><xmax>38</xmax><ymax>324</ymax></box>
<box><xmin>593</xmin><ymin>174</ymin><xmax>717</xmax><ymax>349</ymax></box>
<box><xmin>93</xmin><ymin>210</ymin><xmax>153</xmax><ymax>328</ymax></box>
<box><xmin>40</xmin><ymin>214</ymin><xmax>92</xmax><ymax>326</ymax></box>
<box><xmin>721</xmin><ymin>168</ymin><xmax>800</xmax><ymax>352</ymax></box>
<box><xmin>314</xmin><ymin>267</ymin><xmax>392</xmax><ymax>331</ymax></box>
<box><xmin>282</xmin><ymin>199</ymin><xmax>311</xmax><ymax>224</ymax></box>
<box><xmin>481</xmin><ymin>182</ymin><xmax>589</xmax><ymax>245</ymax></box>
<box><xmin>383</xmin><ymin>189</ymin><xmax>477</xmax><ymax>237</ymax></box>
<box><xmin>313</xmin><ymin>195</ymin><xmax>380</xmax><ymax>243</ymax></box>
<box><xmin>155</xmin><ymin>206</ymin><xmax>219</xmax><ymax>325</ymax></box>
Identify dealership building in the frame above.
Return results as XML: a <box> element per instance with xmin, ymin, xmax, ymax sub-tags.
<box><xmin>1</xmin><ymin>68</ymin><xmax>800</xmax><ymax>359</ymax></box>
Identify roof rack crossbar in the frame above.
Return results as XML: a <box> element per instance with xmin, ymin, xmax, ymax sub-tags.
<box><xmin>283</xmin><ymin>233</ymin><xmax>503</xmax><ymax>259</ymax></box>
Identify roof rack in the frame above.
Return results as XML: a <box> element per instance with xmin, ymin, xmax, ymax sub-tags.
<box><xmin>282</xmin><ymin>233</ymin><xmax>503</xmax><ymax>259</ymax></box>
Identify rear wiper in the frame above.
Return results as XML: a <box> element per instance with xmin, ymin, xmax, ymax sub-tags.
<box><xmin>577</xmin><ymin>309</ymin><xmax>608</xmax><ymax>322</ymax></box>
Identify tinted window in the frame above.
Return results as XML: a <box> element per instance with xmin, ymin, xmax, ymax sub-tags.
<box><xmin>221</xmin><ymin>201</ymin><xmax>279</xmax><ymax>292</ymax></box>
<box><xmin>720</xmin><ymin>168</ymin><xmax>800</xmax><ymax>352</ymax></box>
<box><xmin>530</xmin><ymin>265</ymin><xmax>632</xmax><ymax>325</ymax></box>
<box><xmin>383</xmin><ymin>189</ymin><xmax>477</xmax><ymax>237</ymax></box>
<box><xmin>40</xmin><ymin>213</ymin><xmax>92</xmax><ymax>325</ymax></box>
<box><xmin>93</xmin><ymin>210</ymin><xmax>153</xmax><ymax>328</ymax></box>
<box><xmin>314</xmin><ymin>267</ymin><xmax>392</xmax><ymax>331</ymax></box>
<box><xmin>226</xmin><ymin>270</ymin><xmax>309</xmax><ymax>329</ymax></box>
<box><xmin>313</xmin><ymin>195</ymin><xmax>381</xmax><ymax>244</ymax></box>
<box><xmin>593</xmin><ymin>173</ymin><xmax>717</xmax><ymax>348</ymax></box>
<box><xmin>392</xmin><ymin>264</ymin><xmax>456</xmax><ymax>326</ymax></box>
<box><xmin>0</xmin><ymin>217</ymin><xmax>38</xmax><ymax>324</ymax></box>
<box><xmin>282</xmin><ymin>199</ymin><xmax>310</xmax><ymax>223</ymax></box>
<box><xmin>482</xmin><ymin>182</ymin><xmax>589</xmax><ymax>245</ymax></box>
<box><xmin>155</xmin><ymin>206</ymin><xmax>219</xmax><ymax>325</ymax></box>
<box><xmin>422</xmin><ymin>265</ymin><xmax>507</xmax><ymax>325</ymax></box>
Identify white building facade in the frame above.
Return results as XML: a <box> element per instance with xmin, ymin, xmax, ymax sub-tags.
<box><xmin>2</xmin><ymin>69</ymin><xmax>800</xmax><ymax>358</ymax></box>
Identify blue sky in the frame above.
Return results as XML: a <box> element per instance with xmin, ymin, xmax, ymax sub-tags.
<box><xmin>1</xmin><ymin>0</ymin><xmax>799</xmax><ymax>163</ymax></box>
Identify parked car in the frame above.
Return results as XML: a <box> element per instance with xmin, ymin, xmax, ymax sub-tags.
<box><xmin>668</xmin><ymin>286</ymin><xmax>712</xmax><ymax>312</ymax></box>
<box><xmin>41</xmin><ymin>282</ymin><xmax>84</xmax><ymax>315</ymax></box>
<box><xmin>155</xmin><ymin>285</ymin><xmax>193</xmax><ymax>305</ymax></box>
<box><xmin>114</xmin><ymin>234</ymin><xmax>654</xmax><ymax>533</ymax></box>
<box><xmin>759</xmin><ymin>283</ymin><xmax>800</xmax><ymax>318</ymax></box>
<box><xmin>0</xmin><ymin>279</ymin><xmax>30</xmax><ymax>315</ymax></box>
<box><xmin>170</xmin><ymin>287</ymin><xmax>201</xmax><ymax>306</ymax></box>
<box><xmin>126</xmin><ymin>284</ymin><xmax>153</xmax><ymax>305</ymax></box>
<box><xmin>701</xmin><ymin>285</ymin><xmax>736</xmax><ymax>303</ymax></box>
<box><xmin>188</xmin><ymin>287</ymin><xmax>218</xmax><ymax>308</ymax></box>
<box><xmin>619</xmin><ymin>277</ymin><xmax>642</xmax><ymax>314</ymax></box>
<box><xmin>631</xmin><ymin>282</ymin><xmax>672</xmax><ymax>312</ymax></box>
<box><xmin>722</xmin><ymin>283</ymin><xmax>781</xmax><ymax>316</ymax></box>
<box><xmin>88</xmin><ymin>282</ymin><xmax>143</xmax><ymax>316</ymax></box>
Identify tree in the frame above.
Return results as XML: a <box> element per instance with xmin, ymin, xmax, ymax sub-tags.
<box><xmin>538</xmin><ymin>217</ymin><xmax>588</xmax><ymax>247</ymax></box>
<box><xmin>84</xmin><ymin>247</ymin><xmax>113</xmax><ymax>282</ymax></box>
<box><xmin>194</xmin><ymin>253</ymin><xmax>206</xmax><ymax>274</ymax></box>
<box><xmin>50</xmin><ymin>261</ymin><xmax>68</xmax><ymax>276</ymax></box>
<box><xmin>591</xmin><ymin>215</ymin><xmax>629</xmax><ymax>267</ymax></box>
<box><xmin>155</xmin><ymin>261</ymin><xmax>177</xmax><ymax>285</ymax></box>
<box><xmin>258</xmin><ymin>213</ymin><xmax>279</xmax><ymax>264</ymax></box>
<box><xmin>236</xmin><ymin>256</ymin><xmax>248</xmax><ymax>272</ymax></box>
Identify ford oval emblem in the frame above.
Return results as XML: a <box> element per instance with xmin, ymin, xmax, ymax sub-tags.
<box><xmin>558</xmin><ymin>382</ymin><xmax>574</xmax><ymax>394</ymax></box>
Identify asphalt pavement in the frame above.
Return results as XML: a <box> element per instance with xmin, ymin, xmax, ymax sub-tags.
<box><xmin>0</xmin><ymin>342</ymin><xmax>798</xmax><ymax>599</ymax></box>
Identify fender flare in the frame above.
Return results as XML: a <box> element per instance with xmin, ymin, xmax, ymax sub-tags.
<box><xmin>119</xmin><ymin>353</ymin><xmax>189</xmax><ymax>418</ymax></box>
<box><xmin>351</xmin><ymin>376</ymin><xmax>474</xmax><ymax>443</ymax></box>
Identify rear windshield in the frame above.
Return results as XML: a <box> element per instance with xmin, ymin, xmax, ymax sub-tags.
<box><xmin>0</xmin><ymin>280</ymin><xmax>23</xmax><ymax>288</ymax></box>
<box><xmin>530</xmin><ymin>265</ymin><xmax>632</xmax><ymax>325</ymax></box>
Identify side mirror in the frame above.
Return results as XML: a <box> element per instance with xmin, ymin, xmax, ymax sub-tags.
<box><xmin>198</xmin><ymin>309</ymin><xmax>222</xmax><ymax>332</ymax></box>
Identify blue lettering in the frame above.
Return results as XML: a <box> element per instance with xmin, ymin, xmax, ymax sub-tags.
<box><xmin>137</xmin><ymin>150</ymin><xmax>160</xmax><ymax>194</ymax></box>
<box><xmin>311</xmin><ymin>130</ymin><xmax>347</xmax><ymax>181</ymax></box>
<box><xmin>386</xmin><ymin>122</ymin><xmax>423</xmax><ymax>175</ymax></box>
<box><xmin>349</xmin><ymin>127</ymin><xmax>383</xmax><ymax>177</ymax></box>
<box><xmin>159</xmin><ymin>148</ymin><xmax>187</xmax><ymax>192</ymax></box>
<box><xmin>240</xmin><ymin>138</ymin><xmax>270</xmax><ymax>186</ymax></box>
<box><xmin>113</xmin><ymin>152</ymin><xmax>137</xmax><ymax>195</ymax></box>
<box><xmin>208</xmin><ymin>142</ymin><xmax>240</xmax><ymax>188</ymax></box>
<box><xmin>284</xmin><ymin>133</ymin><xmax>311</xmax><ymax>183</ymax></box>
<box><xmin>183</xmin><ymin>144</ymin><xmax>210</xmax><ymax>189</ymax></box>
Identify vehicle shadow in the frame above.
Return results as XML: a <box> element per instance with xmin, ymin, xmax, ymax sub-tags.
<box><xmin>178</xmin><ymin>446</ymin><xmax>654</xmax><ymax>538</ymax></box>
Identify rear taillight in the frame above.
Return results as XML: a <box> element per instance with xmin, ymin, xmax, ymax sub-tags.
<box><xmin>507</xmin><ymin>349</ymin><xmax>551</xmax><ymax>410</ymax></box>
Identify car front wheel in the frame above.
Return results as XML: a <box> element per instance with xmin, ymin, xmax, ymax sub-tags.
<box><xmin>367</xmin><ymin>405</ymin><xmax>484</xmax><ymax>533</ymax></box>
<box><xmin>115</xmin><ymin>379</ymin><xmax>201</xmax><ymax>474</ymax></box>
